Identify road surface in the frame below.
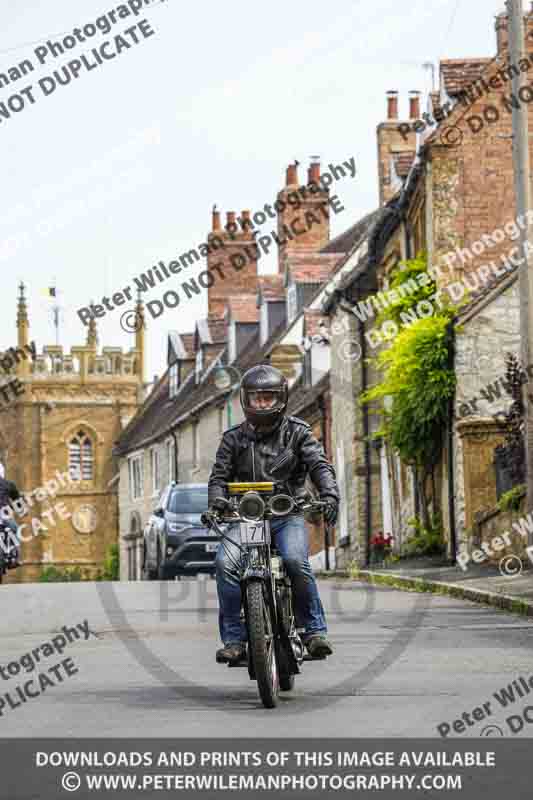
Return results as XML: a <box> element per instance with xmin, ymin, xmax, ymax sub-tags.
<box><xmin>1</xmin><ymin>577</ymin><xmax>532</xmax><ymax>738</ymax></box>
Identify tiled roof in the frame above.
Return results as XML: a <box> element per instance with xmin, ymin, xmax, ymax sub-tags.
<box><xmin>115</xmin><ymin>319</ymin><xmax>288</xmax><ymax>455</ymax></box>
<box><xmin>321</xmin><ymin>209</ymin><xmax>383</xmax><ymax>254</ymax></box>
<box><xmin>319</xmin><ymin>206</ymin><xmax>388</xmax><ymax>304</ymax></box>
<box><xmin>257</xmin><ymin>274</ymin><xmax>284</xmax><ymax>302</ymax></box>
<box><xmin>226</xmin><ymin>295</ymin><xmax>259</xmax><ymax>323</ymax></box>
<box><xmin>440</xmin><ymin>58</ymin><xmax>492</xmax><ymax>97</ymax></box>
<box><xmin>114</xmin><ymin>367</ymin><xmax>180</xmax><ymax>455</ymax></box>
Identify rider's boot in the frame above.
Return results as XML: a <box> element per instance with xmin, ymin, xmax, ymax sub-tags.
<box><xmin>216</xmin><ymin>642</ymin><xmax>247</xmax><ymax>664</ymax></box>
<box><xmin>304</xmin><ymin>634</ymin><xmax>333</xmax><ymax>657</ymax></box>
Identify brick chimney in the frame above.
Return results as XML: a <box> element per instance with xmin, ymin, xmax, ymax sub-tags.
<box><xmin>376</xmin><ymin>91</ymin><xmax>417</xmax><ymax>206</ymax></box>
<box><xmin>495</xmin><ymin>5</ymin><xmax>533</xmax><ymax>56</ymax></box>
<box><xmin>409</xmin><ymin>90</ymin><xmax>421</xmax><ymax>120</ymax></box>
<box><xmin>387</xmin><ymin>90</ymin><xmax>399</xmax><ymax>120</ymax></box>
<box><xmin>495</xmin><ymin>11</ymin><xmax>509</xmax><ymax>54</ymax></box>
<box><xmin>275</xmin><ymin>159</ymin><xmax>330</xmax><ymax>271</ymax></box>
<box><xmin>286</xmin><ymin>162</ymin><xmax>298</xmax><ymax>186</ymax></box>
<box><xmin>206</xmin><ymin>209</ymin><xmax>259</xmax><ymax>320</ymax></box>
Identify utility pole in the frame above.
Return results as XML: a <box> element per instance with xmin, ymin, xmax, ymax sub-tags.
<box><xmin>507</xmin><ymin>0</ymin><xmax>533</xmax><ymax>524</ymax></box>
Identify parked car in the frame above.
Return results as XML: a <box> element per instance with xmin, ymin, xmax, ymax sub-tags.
<box><xmin>142</xmin><ymin>482</ymin><xmax>220</xmax><ymax>580</ymax></box>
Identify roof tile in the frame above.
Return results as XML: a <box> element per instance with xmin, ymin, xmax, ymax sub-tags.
<box><xmin>440</xmin><ymin>58</ymin><xmax>493</xmax><ymax>97</ymax></box>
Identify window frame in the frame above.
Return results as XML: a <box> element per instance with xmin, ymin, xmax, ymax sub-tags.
<box><xmin>129</xmin><ymin>454</ymin><xmax>144</xmax><ymax>501</ymax></box>
<box><xmin>192</xmin><ymin>422</ymin><xmax>199</xmax><ymax>469</ymax></box>
<box><xmin>169</xmin><ymin>363</ymin><xmax>179</xmax><ymax>398</ymax></box>
<box><xmin>150</xmin><ymin>447</ymin><xmax>161</xmax><ymax>495</ymax></box>
<box><xmin>68</xmin><ymin>430</ymin><xmax>94</xmax><ymax>482</ymax></box>
<box><xmin>167</xmin><ymin>438</ymin><xmax>175</xmax><ymax>482</ymax></box>
<box><xmin>287</xmin><ymin>282</ymin><xmax>298</xmax><ymax>323</ymax></box>
<box><xmin>195</xmin><ymin>348</ymin><xmax>203</xmax><ymax>383</ymax></box>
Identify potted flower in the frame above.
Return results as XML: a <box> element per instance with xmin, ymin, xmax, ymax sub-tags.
<box><xmin>370</xmin><ymin>532</ymin><xmax>393</xmax><ymax>566</ymax></box>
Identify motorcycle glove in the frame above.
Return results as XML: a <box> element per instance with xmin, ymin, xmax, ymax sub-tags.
<box><xmin>212</xmin><ymin>497</ymin><xmax>232</xmax><ymax>514</ymax></box>
<box><xmin>321</xmin><ymin>496</ymin><xmax>339</xmax><ymax>527</ymax></box>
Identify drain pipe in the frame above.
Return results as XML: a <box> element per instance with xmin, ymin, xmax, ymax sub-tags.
<box><xmin>447</xmin><ymin>325</ymin><xmax>458</xmax><ymax>563</ymax></box>
<box><xmin>360</xmin><ymin>318</ymin><xmax>372</xmax><ymax>567</ymax></box>
<box><xmin>318</xmin><ymin>394</ymin><xmax>331</xmax><ymax>571</ymax></box>
<box><xmin>171</xmin><ymin>429</ymin><xmax>179</xmax><ymax>483</ymax></box>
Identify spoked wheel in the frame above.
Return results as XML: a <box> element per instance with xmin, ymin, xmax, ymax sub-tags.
<box><xmin>246</xmin><ymin>580</ymin><xmax>279</xmax><ymax>709</ymax></box>
<box><xmin>276</xmin><ymin>582</ymin><xmax>295</xmax><ymax>692</ymax></box>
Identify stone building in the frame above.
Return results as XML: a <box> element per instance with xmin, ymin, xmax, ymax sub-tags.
<box><xmin>324</xmin><ymin>7</ymin><xmax>533</xmax><ymax>567</ymax></box>
<box><xmin>0</xmin><ymin>285</ymin><xmax>144</xmax><ymax>582</ymax></box>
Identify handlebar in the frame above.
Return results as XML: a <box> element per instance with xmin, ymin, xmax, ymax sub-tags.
<box><xmin>201</xmin><ymin>498</ymin><xmax>326</xmax><ymax>528</ymax></box>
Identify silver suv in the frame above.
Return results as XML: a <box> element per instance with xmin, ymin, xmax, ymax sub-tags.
<box><xmin>142</xmin><ymin>483</ymin><xmax>219</xmax><ymax>579</ymax></box>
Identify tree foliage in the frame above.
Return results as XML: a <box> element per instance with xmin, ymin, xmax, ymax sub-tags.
<box><xmin>360</xmin><ymin>254</ymin><xmax>457</xmax><ymax>531</ymax></box>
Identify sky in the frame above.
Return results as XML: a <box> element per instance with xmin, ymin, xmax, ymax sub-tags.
<box><xmin>0</xmin><ymin>0</ymin><xmax>509</xmax><ymax>381</ymax></box>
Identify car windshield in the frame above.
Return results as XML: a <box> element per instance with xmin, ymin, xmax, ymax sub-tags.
<box><xmin>167</xmin><ymin>487</ymin><xmax>208</xmax><ymax>515</ymax></box>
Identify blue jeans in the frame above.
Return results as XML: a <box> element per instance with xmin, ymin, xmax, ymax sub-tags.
<box><xmin>215</xmin><ymin>515</ymin><xmax>327</xmax><ymax>645</ymax></box>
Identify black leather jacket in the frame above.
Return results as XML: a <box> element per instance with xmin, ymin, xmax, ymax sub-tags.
<box><xmin>208</xmin><ymin>415</ymin><xmax>339</xmax><ymax>507</ymax></box>
<box><xmin>0</xmin><ymin>477</ymin><xmax>19</xmax><ymax>510</ymax></box>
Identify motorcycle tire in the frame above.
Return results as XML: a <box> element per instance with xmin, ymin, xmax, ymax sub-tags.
<box><xmin>276</xmin><ymin>583</ymin><xmax>295</xmax><ymax>692</ymax></box>
<box><xmin>246</xmin><ymin>580</ymin><xmax>279</xmax><ymax>709</ymax></box>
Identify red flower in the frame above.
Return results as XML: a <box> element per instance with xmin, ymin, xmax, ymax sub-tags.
<box><xmin>370</xmin><ymin>532</ymin><xmax>393</xmax><ymax>549</ymax></box>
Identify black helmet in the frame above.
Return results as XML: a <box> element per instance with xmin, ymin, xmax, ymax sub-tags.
<box><xmin>240</xmin><ymin>364</ymin><xmax>288</xmax><ymax>435</ymax></box>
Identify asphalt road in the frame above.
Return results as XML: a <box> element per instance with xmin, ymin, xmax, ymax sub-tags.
<box><xmin>1</xmin><ymin>577</ymin><xmax>533</xmax><ymax>738</ymax></box>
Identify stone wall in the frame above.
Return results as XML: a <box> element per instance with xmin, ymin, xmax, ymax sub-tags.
<box><xmin>469</xmin><ymin>491</ymin><xmax>528</xmax><ymax>564</ymax></box>
<box><xmin>453</xmin><ymin>280</ymin><xmax>520</xmax><ymax>548</ymax></box>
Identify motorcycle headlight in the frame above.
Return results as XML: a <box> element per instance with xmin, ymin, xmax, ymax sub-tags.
<box><xmin>269</xmin><ymin>494</ymin><xmax>295</xmax><ymax>516</ymax></box>
<box><xmin>239</xmin><ymin>492</ymin><xmax>265</xmax><ymax>522</ymax></box>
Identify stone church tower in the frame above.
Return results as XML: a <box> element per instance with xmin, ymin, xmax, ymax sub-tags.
<box><xmin>0</xmin><ymin>285</ymin><xmax>144</xmax><ymax>582</ymax></box>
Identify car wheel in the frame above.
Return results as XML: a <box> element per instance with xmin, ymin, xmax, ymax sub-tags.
<box><xmin>156</xmin><ymin>543</ymin><xmax>167</xmax><ymax>581</ymax></box>
<box><xmin>142</xmin><ymin>563</ymin><xmax>157</xmax><ymax>581</ymax></box>
<box><xmin>141</xmin><ymin>542</ymin><xmax>157</xmax><ymax>581</ymax></box>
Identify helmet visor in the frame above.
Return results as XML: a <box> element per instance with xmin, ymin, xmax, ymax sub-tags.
<box><xmin>247</xmin><ymin>390</ymin><xmax>280</xmax><ymax>410</ymax></box>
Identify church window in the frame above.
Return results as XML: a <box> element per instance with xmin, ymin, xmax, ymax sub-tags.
<box><xmin>69</xmin><ymin>431</ymin><xmax>94</xmax><ymax>481</ymax></box>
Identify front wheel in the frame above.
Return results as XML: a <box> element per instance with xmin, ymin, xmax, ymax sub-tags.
<box><xmin>246</xmin><ymin>581</ymin><xmax>279</xmax><ymax>709</ymax></box>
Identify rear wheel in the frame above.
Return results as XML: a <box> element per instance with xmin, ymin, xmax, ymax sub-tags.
<box><xmin>246</xmin><ymin>581</ymin><xmax>279</xmax><ymax>709</ymax></box>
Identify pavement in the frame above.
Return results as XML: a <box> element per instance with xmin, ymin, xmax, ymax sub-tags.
<box><xmin>330</xmin><ymin>555</ymin><xmax>533</xmax><ymax>614</ymax></box>
<box><xmin>1</xmin><ymin>575</ymin><xmax>533</xmax><ymax>738</ymax></box>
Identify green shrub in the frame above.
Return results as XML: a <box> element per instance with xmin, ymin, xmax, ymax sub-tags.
<box><xmin>101</xmin><ymin>543</ymin><xmax>119</xmax><ymax>581</ymax></box>
<box><xmin>39</xmin><ymin>543</ymin><xmax>119</xmax><ymax>583</ymax></box>
<box><xmin>497</xmin><ymin>484</ymin><xmax>526</xmax><ymax>513</ymax></box>
<box><xmin>404</xmin><ymin>513</ymin><xmax>445</xmax><ymax>557</ymax></box>
<box><xmin>360</xmin><ymin>254</ymin><xmax>458</xmax><ymax>532</ymax></box>
<box><xmin>39</xmin><ymin>565</ymin><xmax>86</xmax><ymax>582</ymax></box>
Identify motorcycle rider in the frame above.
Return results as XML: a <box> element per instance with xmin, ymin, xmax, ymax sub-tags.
<box><xmin>208</xmin><ymin>364</ymin><xmax>340</xmax><ymax>665</ymax></box>
<box><xmin>0</xmin><ymin>464</ymin><xmax>22</xmax><ymax>567</ymax></box>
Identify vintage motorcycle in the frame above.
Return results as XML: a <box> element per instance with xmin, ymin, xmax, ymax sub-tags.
<box><xmin>202</xmin><ymin>481</ymin><xmax>328</xmax><ymax>709</ymax></box>
<box><xmin>0</xmin><ymin>522</ymin><xmax>18</xmax><ymax>583</ymax></box>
